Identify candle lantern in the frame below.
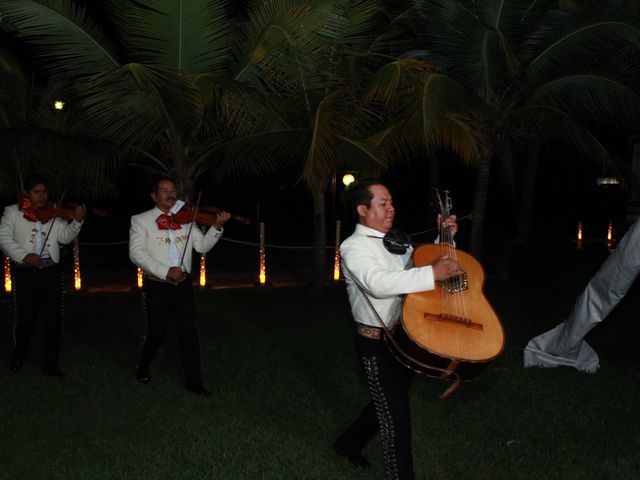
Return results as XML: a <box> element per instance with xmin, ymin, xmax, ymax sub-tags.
<box><xmin>4</xmin><ymin>256</ymin><xmax>11</xmax><ymax>293</ymax></box>
<box><xmin>258</xmin><ymin>222</ymin><xmax>266</xmax><ymax>285</ymax></box>
<box><xmin>199</xmin><ymin>253</ymin><xmax>207</xmax><ymax>287</ymax></box>
<box><xmin>333</xmin><ymin>220</ymin><xmax>341</xmax><ymax>281</ymax></box>
<box><xmin>73</xmin><ymin>239</ymin><xmax>81</xmax><ymax>291</ymax></box>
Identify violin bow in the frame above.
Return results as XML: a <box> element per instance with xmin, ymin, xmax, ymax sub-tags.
<box><xmin>38</xmin><ymin>188</ymin><xmax>67</xmax><ymax>258</ymax></box>
<box><xmin>178</xmin><ymin>191</ymin><xmax>202</xmax><ymax>272</ymax></box>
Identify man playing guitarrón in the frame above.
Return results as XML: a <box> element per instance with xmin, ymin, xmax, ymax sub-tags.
<box><xmin>333</xmin><ymin>179</ymin><xmax>461</xmax><ymax>480</ymax></box>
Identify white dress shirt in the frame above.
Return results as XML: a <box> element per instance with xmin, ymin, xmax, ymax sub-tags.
<box><xmin>341</xmin><ymin>223</ymin><xmax>436</xmax><ymax>328</ymax></box>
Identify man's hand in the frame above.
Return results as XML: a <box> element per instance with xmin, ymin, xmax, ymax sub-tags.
<box><xmin>23</xmin><ymin>253</ymin><xmax>41</xmax><ymax>266</ymax></box>
<box><xmin>73</xmin><ymin>204</ymin><xmax>87</xmax><ymax>222</ymax></box>
<box><xmin>438</xmin><ymin>214</ymin><xmax>458</xmax><ymax>238</ymax></box>
<box><xmin>213</xmin><ymin>211</ymin><xmax>231</xmax><ymax>230</ymax></box>
<box><xmin>432</xmin><ymin>256</ymin><xmax>463</xmax><ymax>281</ymax></box>
<box><xmin>166</xmin><ymin>267</ymin><xmax>186</xmax><ymax>283</ymax></box>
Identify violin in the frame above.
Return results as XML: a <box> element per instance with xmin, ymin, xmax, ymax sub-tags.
<box><xmin>172</xmin><ymin>203</ymin><xmax>251</xmax><ymax>226</ymax></box>
<box><xmin>34</xmin><ymin>202</ymin><xmax>107</xmax><ymax>223</ymax></box>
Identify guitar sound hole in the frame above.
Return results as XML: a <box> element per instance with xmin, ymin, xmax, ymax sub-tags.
<box><xmin>437</xmin><ymin>272</ymin><xmax>468</xmax><ymax>294</ymax></box>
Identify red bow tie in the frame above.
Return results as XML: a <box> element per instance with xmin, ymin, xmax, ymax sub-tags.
<box><xmin>18</xmin><ymin>197</ymin><xmax>38</xmax><ymax>222</ymax></box>
<box><xmin>156</xmin><ymin>213</ymin><xmax>182</xmax><ymax>230</ymax></box>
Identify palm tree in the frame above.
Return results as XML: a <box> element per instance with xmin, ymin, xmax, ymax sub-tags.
<box><xmin>0</xmin><ymin>0</ymin><xmax>410</xmax><ymax>290</ymax></box>
<box><xmin>405</xmin><ymin>0</ymin><xmax>640</xmax><ymax>255</ymax></box>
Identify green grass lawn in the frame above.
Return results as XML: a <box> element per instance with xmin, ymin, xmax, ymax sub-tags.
<box><xmin>1</xmin><ymin>244</ymin><xmax>639</xmax><ymax>479</ymax></box>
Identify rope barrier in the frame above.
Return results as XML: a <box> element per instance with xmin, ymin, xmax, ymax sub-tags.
<box><xmin>77</xmin><ymin>213</ymin><xmax>472</xmax><ymax>250</ymax></box>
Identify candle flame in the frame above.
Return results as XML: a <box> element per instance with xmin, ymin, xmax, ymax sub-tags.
<box><xmin>137</xmin><ymin>268</ymin><xmax>143</xmax><ymax>288</ymax></box>
<box><xmin>577</xmin><ymin>222</ymin><xmax>583</xmax><ymax>241</ymax></box>
<box><xmin>607</xmin><ymin>221</ymin><xmax>612</xmax><ymax>241</ymax></box>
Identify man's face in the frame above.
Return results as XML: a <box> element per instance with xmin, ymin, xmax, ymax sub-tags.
<box><xmin>27</xmin><ymin>183</ymin><xmax>49</xmax><ymax>209</ymax></box>
<box><xmin>151</xmin><ymin>180</ymin><xmax>178</xmax><ymax>213</ymax></box>
<box><xmin>357</xmin><ymin>184</ymin><xmax>395</xmax><ymax>234</ymax></box>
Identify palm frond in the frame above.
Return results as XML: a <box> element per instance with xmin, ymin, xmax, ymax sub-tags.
<box><xmin>530</xmin><ymin>74</ymin><xmax>640</xmax><ymax>131</ymax></box>
<box><xmin>0</xmin><ymin>0</ymin><xmax>120</xmax><ymax>79</ymax></box>
<box><xmin>105</xmin><ymin>0</ymin><xmax>234</xmax><ymax>76</ymax></box>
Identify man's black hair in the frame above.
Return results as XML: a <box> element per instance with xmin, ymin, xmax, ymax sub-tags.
<box><xmin>151</xmin><ymin>176</ymin><xmax>177</xmax><ymax>193</ymax></box>
<box><xmin>347</xmin><ymin>178</ymin><xmax>385</xmax><ymax>219</ymax></box>
<box><xmin>23</xmin><ymin>174</ymin><xmax>48</xmax><ymax>193</ymax></box>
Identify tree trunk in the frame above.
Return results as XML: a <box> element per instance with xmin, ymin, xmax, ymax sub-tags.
<box><xmin>469</xmin><ymin>152</ymin><xmax>492</xmax><ymax>257</ymax></box>
<box><xmin>310</xmin><ymin>189</ymin><xmax>327</xmax><ymax>294</ymax></box>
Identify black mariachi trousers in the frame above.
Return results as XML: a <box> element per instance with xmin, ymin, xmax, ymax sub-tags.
<box><xmin>338</xmin><ymin>332</ymin><xmax>414</xmax><ymax>480</ymax></box>
<box><xmin>137</xmin><ymin>277</ymin><xmax>204</xmax><ymax>388</ymax></box>
<box><xmin>11</xmin><ymin>264</ymin><xmax>64</xmax><ymax>370</ymax></box>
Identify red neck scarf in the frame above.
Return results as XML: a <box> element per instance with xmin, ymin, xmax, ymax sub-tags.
<box><xmin>156</xmin><ymin>213</ymin><xmax>182</xmax><ymax>230</ymax></box>
<box><xmin>18</xmin><ymin>197</ymin><xmax>38</xmax><ymax>222</ymax></box>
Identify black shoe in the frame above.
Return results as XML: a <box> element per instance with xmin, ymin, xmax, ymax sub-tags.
<box><xmin>333</xmin><ymin>439</ymin><xmax>371</xmax><ymax>468</ymax></box>
<box><xmin>136</xmin><ymin>368</ymin><xmax>151</xmax><ymax>384</ymax></box>
<box><xmin>44</xmin><ymin>368</ymin><xmax>66</xmax><ymax>378</ymax></box>
<box><xmin>185</xmin><ymin>385</ymin><xmax>212</xmax><ymax>396</ymax></box>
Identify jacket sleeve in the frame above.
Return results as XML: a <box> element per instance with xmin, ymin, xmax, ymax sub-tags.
<box><xmin>0</xmin><ymin>207</ymin><xmax>30</xmax><ymax>263</ymax></box>
<box><xmin>341</xmin><ymin>238</ymin><xmax>435</xmax><ymax>298</ymax></box>
<box><xmin>55</xmin><ymin>219</ymin><xmax>83</xmax><ymax>245</ymax></box>
<box><xmin>191</xmin><ymin>224</ymin><xmax>223</xmax><ymax>254</ymax></box>
<box><xmin>129</xmin><ymin>215</ymin><xmax>170</xmax><ymax>279</ymax></box>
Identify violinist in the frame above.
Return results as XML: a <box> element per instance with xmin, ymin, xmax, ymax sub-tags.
<box><xmin>0</xmin><ymin>173</ymin><xmax>86</xmax><ymax>377</ymax></box>
<box><xmin>129</xmin><ymin>176</ymin><xmax>230</xmax><ymax>396</ymax></box>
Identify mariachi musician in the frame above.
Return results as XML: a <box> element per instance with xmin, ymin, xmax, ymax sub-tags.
<box><xmin>129</xmin><ymin>176</ymin><xmax>230</xmax><ymax>396</ymax></box>
<box><xmin>0</xmin><ymin>173</ymin><xmax>86</xmax><ymax>377</ymax></box>
<box><xmin>333</xmin><ymin>179</ymin><xmax>461</xmax><ymax>480</ymax></box>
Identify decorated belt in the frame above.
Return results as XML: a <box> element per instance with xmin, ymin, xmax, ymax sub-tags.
<box><xmin>356</xmin><ymin>323</ymin><xmax>398</xmax><ymax>340</ymax></box>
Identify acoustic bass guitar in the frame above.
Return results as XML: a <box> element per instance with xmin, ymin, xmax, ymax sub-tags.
<box><xmin>388</xmin><ymin>190</ymin><xmax>504</xmax><ymax>397</ymax></box>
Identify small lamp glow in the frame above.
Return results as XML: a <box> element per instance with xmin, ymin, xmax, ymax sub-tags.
<box><xmin>199</xmin><ymin>253</ymin><xmax>206</xmax><ymax>287</ymax></box>
<box><xmin>137</xmin><ymin>268</ymin><xmax>143</xmax><ymax>288</ymax></box>
<box><xmin>54</xmin><ymin>100</ymin><xmax>65</xmax><ymax>110</ymax></box>
<box><xmin>4</xmin><ymin>256</ymin><xmax>11</xmax><ymax>293</ymax></box>
<box><xmin>342</xmin><ymin>174</ymin><xmax>355</xmax><ymax>186</ymax></box>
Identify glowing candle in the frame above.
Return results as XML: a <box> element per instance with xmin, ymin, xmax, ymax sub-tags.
<box><xmin>73</xmin><ymin>239</ymin><xmax>81</xmax><ymax>290</ymax></box>
<box><xmin>577</xmin><ymin>222</ymin><xmax>583</xmax><ymax>241</ymax></box>
<box><xmin>4</xmin><ymin>256</ymin><xmax>11</xmax><ymax>293</ymax></box>
<box><xmin>333</xmin><ymin>220</ymin><xmax>341</xmax><ymax>281</ymax></box>
<box><xmin>137</xmin><ymin>268</ymin><xmax>143</xmax><ymax>288</ymax></box>
<box><xmin>199</xmin><ymin>253</ymin><xmax>206</xmax><ymax>287</ymax></box>
<box><xmin>259</xmin><ymin>222</ymin><xmax>266</xmax><ymax>285</ymax></box>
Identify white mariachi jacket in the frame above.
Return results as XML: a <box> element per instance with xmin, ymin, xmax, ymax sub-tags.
<box><xmin>129</xmin><ymin>204</ymin><xmax>223</xmax><ymax>280</ymax></box>
<box><xmin>0</xmin><ymin>204</ymin><xmax>83</xmax><ymax>264</ymax></box>
<box><xmin>340</xmin><ymin>223</ymin><xmax>436</xmax><ymax>329</ymax></box>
